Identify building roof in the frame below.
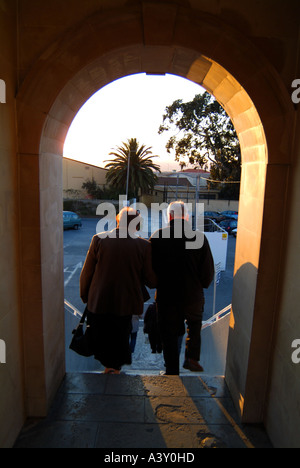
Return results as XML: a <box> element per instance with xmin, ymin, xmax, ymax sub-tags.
<box><xmin>63</xmin><ymin>156</ymin><xmax>108</xmax><ymax>171</ymax></box>
<box><xmin>156</xmin><ymin>176</ymin><xmax>193</xmax><ymax>187</ymax></box>
<box><xmin>181</xmin><ymin>168</ymin><xmax>210</xmax><ymax>174</ymax></box>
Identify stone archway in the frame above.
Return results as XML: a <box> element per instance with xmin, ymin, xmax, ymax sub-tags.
<box><xmin>17</xmin><ymin>4</ymin><xmax>293</xmax><ymax>422</ymax></box>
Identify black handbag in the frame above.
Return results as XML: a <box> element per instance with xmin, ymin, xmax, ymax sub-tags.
<box><xmin>69</xmin><ymin>307</ymin><xmax>94</xmax><ymax>357</ymax></box>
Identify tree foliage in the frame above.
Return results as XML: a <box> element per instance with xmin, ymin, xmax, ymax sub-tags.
<box><xmin>82</xmin><ymin>178</ymin><xmax>104</xmax><ymax>199</ymax></box>
<box><xmin>105</xmin><ymin>138</ymin><xmax>160</xmax><ymax>198</ymax></box>
<box><xmin>82</xmin><ymin>178</ymin><xmax>120</xmax><ymax>200</ymax></box>
<box><xmin>158</xmin><ymin>92</ymin><xmax>241</xmax><ymax>199</ymax></box>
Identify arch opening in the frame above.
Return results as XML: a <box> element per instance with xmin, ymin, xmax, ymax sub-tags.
<box><xmin>61</xmin><ymin>71</ymin><xmax>239</xmax><ymax>375</ymax></box>
<box><xmin>39</xmin><ymin>49</ymin><xmax>268</xmax><ymax>418</ymax></box>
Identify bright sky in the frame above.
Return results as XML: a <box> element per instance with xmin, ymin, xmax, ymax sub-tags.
<box><xmin>63</xmin><ymin>73</ymin><xmax>205</xmax><ymax>172</ymax></box>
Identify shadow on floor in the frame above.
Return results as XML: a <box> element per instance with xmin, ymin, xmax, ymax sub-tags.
<box><xmin>14</xmin><ymin>373</ymin><xmax>273</xmax><ymax>449</ymax></box>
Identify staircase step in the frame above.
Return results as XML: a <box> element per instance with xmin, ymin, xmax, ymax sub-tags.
<box><xmin>14</xmin><ymin>373</ymin><xmax>273</xmax><ymax>448</ymax></box>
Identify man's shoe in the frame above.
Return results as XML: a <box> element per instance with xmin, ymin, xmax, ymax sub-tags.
<box><xmin>104</xmin><ymin>368</ymin><xmax>121</xmax><ymax>375</ymax></box>
<box><xmin>183</xmin><ymin>359</ymin><xmax>204</xmax><ymax>372</ymax></box>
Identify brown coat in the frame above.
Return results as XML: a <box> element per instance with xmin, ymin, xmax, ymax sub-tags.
<box><xmin>80</xmin><ymin>229</ymin><xmax>157</xmax><ymax>317</ymax></box>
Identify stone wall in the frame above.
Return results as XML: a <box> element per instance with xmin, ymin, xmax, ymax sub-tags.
<box><xmin>0</xmin><ymin>1</ymin><xmax>25</xmax><ymax>448</ymax></box>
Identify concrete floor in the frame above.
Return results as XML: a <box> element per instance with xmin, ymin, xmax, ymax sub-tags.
<box><xmin>14</xmin><ymin>372</ymin><xmax>273</xmax><ymax>449</ymax></box>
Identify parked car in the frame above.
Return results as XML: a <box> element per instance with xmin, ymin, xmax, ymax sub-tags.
<box><xmin>204</xmin><ymin>211</ymin><xmax>222</xmax><ymax>223</ymax></box>
<box><xmin>219</xmin><ymin>210</ymin><xmax>238</xmax><ymax>220</ymax></box>
<box><xmin>63</xmin><ymin>211</ymin><xmax>82</xmax><ymax>230</ymax></box>
<box><xmin>232</xmin><ymin>228</ymin><xmax>237</xmax><ymax>237</ymax></box>
<box><xmin>219</xmin><ymin>218</ymin><xmax>238</xmax><ymax>235</ymax></box>
<box><xmin>204</xmin><ymin>218</ymin><xmax>217</xmax><ymax>232</ymax></box>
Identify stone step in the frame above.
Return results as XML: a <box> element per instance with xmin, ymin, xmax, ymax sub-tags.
<box><xmin>14</xmin><ymin>373</ymin><xmax>273</xmax><ymax>449</ymax></box>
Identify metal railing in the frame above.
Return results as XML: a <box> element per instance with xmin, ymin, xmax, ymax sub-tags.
<box><xmin>65</xmin><ymin>298</ymin><xmax>231</xmax><ymax>331</ymax></box>
<box><xmin>202</xmin><ymin>304</ymin><xmax>231</xmax><ymax>330</ymax></box>
<box><xmin>64</xmin><ymin>298</ymin><xmax>83</xmax><ymax>319</ymax></box>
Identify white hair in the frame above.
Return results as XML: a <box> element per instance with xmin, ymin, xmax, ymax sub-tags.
<box><xmin>167</xmin><ymin>201</ymin><xmax>189</xmax><ymax>221</ymax></box>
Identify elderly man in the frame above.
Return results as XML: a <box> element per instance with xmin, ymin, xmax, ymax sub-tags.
<box><xmin>150</xmin><ymin>201</ymin><xmax>214</xmax><ymax>375</ymax></box>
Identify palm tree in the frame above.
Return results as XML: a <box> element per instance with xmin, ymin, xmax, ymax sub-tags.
<box><xmin>105</xmin><ymin>138</ymin><xmax>161</xmax><ymax>198</ymax></box>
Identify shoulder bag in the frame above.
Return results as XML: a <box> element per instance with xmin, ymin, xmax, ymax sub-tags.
<box><xmin>69</xmin><ymin>307</ymin><xmax>94</xmax><ymax>357</ymax></box>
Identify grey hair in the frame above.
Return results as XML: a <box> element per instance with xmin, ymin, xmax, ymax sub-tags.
<box><xmin>167</xmin><ymin>201</ymin><xmax>189</xmax><ymax>221</ymax></box>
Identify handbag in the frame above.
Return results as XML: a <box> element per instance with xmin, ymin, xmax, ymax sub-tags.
<box><xmin>69</xmin><ymin>307</ymin><xmax>94</xmax><ymax>357</ymax></box>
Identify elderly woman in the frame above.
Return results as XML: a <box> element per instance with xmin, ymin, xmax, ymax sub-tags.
<box><xmin>80</xmin><ymin>207</ymin><xmax>156</xmax><ymax>374</ymax></box>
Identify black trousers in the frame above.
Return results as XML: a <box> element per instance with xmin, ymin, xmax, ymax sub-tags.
<box><xmin>87</xmin><ymin>312</ymin><xmax>132</xmax><ymax>370</ymax></box>
<box><xmin>157</xmin><ymin>303</ymin><xmax>203</xmax><ymax>375</ymax></box>
<box><xmin>148</xmin><ymin>331</ymin><xmax>163</xmax><ymax>353</ymax></box>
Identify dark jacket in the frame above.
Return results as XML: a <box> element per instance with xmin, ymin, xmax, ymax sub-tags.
<box><xmin>80</xmin><ymin>229</ymin><xmax>157</xmax><ymax>316</ymax></box>
<box><xmin>150</xmin><ymin>219</ymin><xmax>214</xmax><ymax>316</ymax></box>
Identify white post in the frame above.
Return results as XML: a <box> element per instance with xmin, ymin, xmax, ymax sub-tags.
<box><xmin>212</xmin><ymin>262</ymin><xmax>221</xmax><ymax>317</ymax></box>
<box><xmin>126</xmin><ymin>150</ymin><xmax>131</xmax><ymax>201</ymax></box>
